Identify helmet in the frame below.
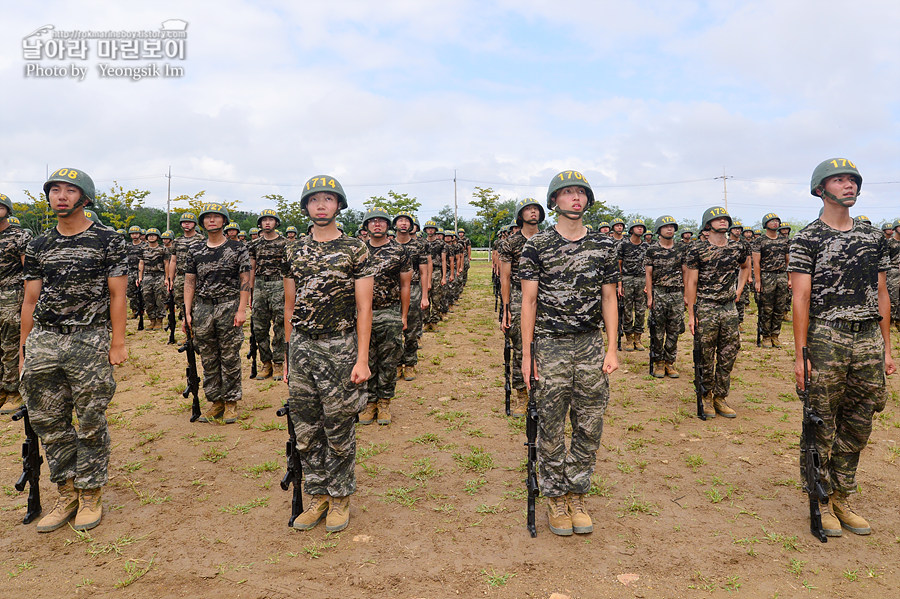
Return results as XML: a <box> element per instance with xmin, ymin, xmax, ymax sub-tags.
<box><xmin>161</xmin><ymin>230</ymin><xmax>174</xmax><ymax>240</ymax></box>
<box><xmin>140</xmin><ymin>228</ymin><xmax>147</xmax><ymax>235</ymax></box>
<box><xmin>116</xmin><ymin>228</ymin><xmax>126</xmax><ymax>235</ymax></box>
<box><xmin>128</xmin><ymin>225</ymin><xmax>142</xmax><ymax>234</ymax></box>
<box><xmin>223</xmin><ymin>223</ymin><xmax>240</xmax><ymax>233</ymax></box>
<box><xmin>306</xmin><ymin>223</ymin><xmax>314</xmax><ymax>234</ymax></box>
<box><xmin>286</xmin><ymin>225</ymin><xmax>298</xmax><ymax>235</ymax></box>
<box><xmin>257</xmin><ymin>208</ymin><xmax>281</xmax><ymax>227</ymax></box>
<box><xmin>610</xmin><ymin>217</ymin><xmax>626</xmax><ymax>229</ymax></box>
<box><xmin>83</xmin><ymin>209</ymin><xmax>102</xmax><ymax>225</ymax></box>
<box><xmin>627</xmin><ymin>218</ymin><xmax>646</xmax><ymax>234</ymax></box>
<box><xmin>810</xmin><ymin>158</ymin><xmax>862</xmax><ymax>197</ymax></box>
<box><xmin>681</xmin><ymin>228</ymin><xmax>694</xmax><ymax>237</ymax></box>
<box><xmin>585</xmin><ymin>224</ymin><xmax>593</xmax><ymax>230</ymax></box>
<box><xmin>362</xmin><ymin>206</ymin><xmax>392</xmax><ymax>229</ymax></box>
<box><xmin>653</xmin><ymin>215</ymin><xmax>679</xmax><ymax>234</ymax></box>
<box><xmin>179</xmin><ymin>212</ymin><xmax>198</xmax><ymax>225</ymax></box>
<box><xmin>249</xmin><ymin>227</ymin><xmax>259</xmax><ymax>235</ymax></box>
<box><xmin>762</xmin><ymin>213</ymin><xmax>780</xmax><ymax>228</ymax></box>
<box><xmin>423</xmin><ymin>219</ymin><xmax>439</xmax><ymax>232</ymax></box>
<box><xmin>546</xmin><ymin>170</ymin><xmax>594</xmax><ymax>210</ymax></box>
<box><xmin>855</xmin><ymin>215</ymin><xmax>871</xmax><ymax>224</ymax></box>
<box><xmin>515</xmin><ymin>197</ymin><xmax>546</xmax><ymax>226</ymax></box>
<box><xmin>0</xmin><ymin>193</ymin><xmax>13</xmax><ymax>216</ymax></box>
<box><xmin>238</xmin><ymin>230</ymin><xmax>247</xmax><ymax>238</ymax></box>
<box><xmin>8</xmin><ymin>216</ymin><xmax>20</xmax><ymax>227</ymax></box>
<box><xmin>893</xmin><ymin>219</ymin><xmax>900</xmax><ymax>231</ymax></box>
<box><xmin>198</xmin><ymin>203</ymin><xmax>231</xmax><ymax>227</ymax></box>
<box><xmin>411</xmin><ymin>215</ymin><xmax>420</xmax><ymax>232</ymax></box>
<box><xmin>598</xmin><ymin>221</ymin><xmax>610</xmax><ymax>230</ymax></box>
<box><xmin>754</xmin><ymin>229</ymin><xmax>762</xmax><ymax>235</ymax></box>
<box><xmin>778</xmin><ymin>224</ymin><xmax>791</xmax><ymax>232</ymax></box>
<box><xmin>43</xmin><ymin>167</ymin><xmax>96</xmax><ymax>207</ymax></box>
<box><xmin>300</xmin><ymin>175</ymin><xmax>348</xmax><ymax>214</ymax></box>
<box><xmin>337</xmin><ymin>222</ymin><xmax>345</xmax><ymax>232</ymax></box>
<box><xmin>729</xmin><ymin>220</ymin><xmax>743</xmax><ymax>231</ymax></box>
<box><xmin>145</xmin><ymin>227</ymin><xmax>160</xmax><ymax>238</ymax></box>
<box><xmin>701</xmin><ymin>206</ymin><xmax>732</xmax><ymax>230</ymax></box>
<box><xmin>392</xmin><ymin>211</ymin><xmax>417</xmax><ymax>230</ymax></box>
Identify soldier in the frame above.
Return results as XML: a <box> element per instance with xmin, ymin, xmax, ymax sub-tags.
<box><xmin>183</xmin><ymin>204</ymin><xmax>251</xmax><ymax>425</ymax></box>
<box><xmin>609</xmin><ymin>217</ymin><xmax>626</xmax><ymax>243</ymax></box>
<box><xmin>0</xmin><ymin>194</ymin><xmax>32</xmax><ymax>415</ymax></box>
<box><xmin>126</xmin><ymin>225</ymin><xmax>144</xmax><ymax>319</ymax></box>
<box><xmin>394</xmin><ymin>212</ymin><xmax>429</xmax><ymax>381</ymax></box>
<box><xmin>645</xmin><ymin>215</ymin><xmax>684</xmax><ymax>378</ymax></box>
<box><xmin>520</xmin><ymin>170</ymin><xmax>619</xmax><ymax>537</ymax></box>
<box><xmin>680</xmin><ymin>229</ymin><xmax>694</xmax><ymax>244</ymax></box>
<box><xmin>728</xmin><ymin>222</ymin><xmax>751</xmax><ymax>328</ymax></box>
<box><xmin>249</xmin><ymin>209</ymin><xmax>288</xmax><ymax>381</ymax></box>
<box><xmin>285</xmin><ymin>225</ymin><xmax>299</xmax><ymax>241</ymax></box>
<box><xmin>458</xmin><ymin>228</ymin><xmax>472</xmax><ymax>287</ymax></box>
<box><xmin>441</xmin><ymin>229</ymin><xmax>459</xmax><ymax>314</ymax></box>
<box><xmin>888</xmin><ymin>218</ymin><xmax>900</xmax><ymax>330</ymax></box>
<box><xmin>249</xmin><ymin>227</ymin><xmax>260</xmax><ymax>241</ymax></box>
<box><xmin>9</xmin><ymin>217</ymin><xmax>22</xmax><ymax>228</ymax></box>
<box><xmin>423</xmin><ymin>220</ymin><xmax>446</xmax><ymax>332</ymax></box>
<box><xmin>791</xmin><ymin>158</ymin><xmax>895</xmax><ymax>536</ymax></box>
<box><xmin>881</xmin><ymin>222</ymin><xmax>894</xmax><ymax>240</ymax></box>
<box><xmin>138</xmin><ymin>228</ymin><xmax>168</xmax><ymax>330</ymax></box>
<box><xmin>238</xmin><ymin>230</ymin><xmax>247</xmax><ymax>243</ymax></box>
<box><xmin>169</xmin><ymin>212</ymin><xmax>205</xmax><ymax>328</ymax></box>
<box><xmin>21</xmin><ymin>168</ymin><xmax>127</xmax><ymax>532</ymax></box>
<box><xmin>618</xmin><ymin>218</ymin><xmax>649</xmax><ymax>351</ymax></box>
<box><xmin>684</xmin><ymin>206</ymin><xmax>751</xmax><ymax>419</ymax></box>
<box><xmin>283</xmin><ymin>175</ymin><xmax>373</xmax><ymax>533</ymax></box>
<box><xmin>358</xmin><ymin>207</ymin><xmax>411</xmax><ymax>426</ymax></box>
<box><xmin>224</xmin><ymin>223</ymin><xmax>240</xmax><ymax>241</ymax></box>
<box><xmin>752</xmin><ymin>213</ymin><xmax>791</xmax><ymax>347</ymax></box>
<box><xmin>642</xmin><ymin>231</ymin><xmax>653</xmax><ymax>244</ymax></box>
<box><xmin>161</xmin><ymin>229</ymin><xmax>174</xmax><ymax>251</ymax></box>
<box><xmin>499</xmin><ymin>198</ymin><xmax>544</xmax><ymax>416</ymax></box>
<box><xmin>598</xmin><ymin>221</ymin><xmax>610</xmax><ymax>235</ymax></box>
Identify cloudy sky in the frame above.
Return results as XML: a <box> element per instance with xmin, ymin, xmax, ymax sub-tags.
<box><xmin>1</xmin><ymin>0</ymin><xmax>898</xmax><ymax>228</ymax></box>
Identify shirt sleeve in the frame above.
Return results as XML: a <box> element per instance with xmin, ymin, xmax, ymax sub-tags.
<box><xmin>519</xmin><ymin>238</ymin><xmax>539</xmax><ymax>281</ymax></box>
<box><xmin>684</xmin><ymin>244</ymin><xmax>699</xmax><ymax>270</ymax></box>
<box><xmin>106</xmin><ymin>234</ymin><xmax>128</xmax><ymax>278</ymax></box>
<box><xmin>788</xmin><ymin>234</ymin><xmax>814</xmax><ymax>275</ymax></box>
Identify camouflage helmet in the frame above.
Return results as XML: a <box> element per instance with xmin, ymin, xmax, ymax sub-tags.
<box><xmin>729</xmin><ymin>220</ymin><xmax>744</xmax><ymax>231</ymax></box>
<box><xmin>598</xmin><ymin>221</ymin><xmax>610</xmax><ymax>230</ymax></box>
<box><xmin>161</xmin><ymin>230</ymin><xmax>174</xmax><ymax>240</ymax></box>
<box><xmin>610</xmin><ymin>217</ymin><xmax>626</xmax><ymax>229</ymax></box>
<box><xmin>336</xmin><ymin>222</ymin><xmax>345</xmax><ymax>232</ymax></box>
<box><xmin>179</xmin><ymin>211</ymin><xmax>198</xmax><ymax>224</ymax></box>
<box><xmin>423</xmin><ymin>219</ymin><xmax>439</xmax><ymax>232</ymax></box>
<box><xmin>653</xmin><ymin>215</ymin><xmax>679</xmax><ymax>234</ymax></box>
<box><xmin>198</xmin><ymin>203</ymin><xmax>231</xmax><ymax>227</ymax></box>
<box><xmin>854</xmin><ymin>215</ymin><xmax>871</xmax><ymax>224</ymax></box>
<box><xmin>893</xmin><ymin>218</ymin><xmax>900</xmax><ymax>231</ymax></box>
<box><xmin>128</xmin><ymin>225</ymin><xmax>142</xmax><ymax>235</ymax></box>
<box><xmin>701</xmin><ymin>206</ymin><xmax>732</xmax><ymax>230</ymax></box>
<box><xmin>753</xmin><ymin>229</ymin><xmax>762</xmax><ymax>235</ymax></box>
<box><xmin>116</xmin><ymin>228</ymin><xmax>126</xmax><ymax>235</ymax></box>
<box><xmin>810</xmin><ymin>158</ymin><xmax>862</xmax><ymax>197</ymax></box>
<box><xmin>762</xmin><ymin>213</ymin><xmax>781</xmax><ymax>228</ymax></box>
<box><xmin>249</xmin><ymin>227</ymin><xmax>259</xmax><ymax>236</ymax></box>
<box><xmin>411</xmin><ymin>215</ymin><xmax>421</xmax><ymax>232</ymax></box>
<box><xmin>223</xmin><ymin>223</ymin><xmax>240</xmax><ymax>233</ymax></box>
<box><xmin>43</xmin><ymin>167</ymin><xmax>96</xmax><ymax>207</ymax></box>
<box><xmin>140</xmin><ymin>228</ymin><xmax>147</xmax><ymax>235</ymax></box>
<box><xmin>238</xmin><ymin>230</ymin><xmax>247</xmax><ymax>238</ymax></box>
<box><xmin>84</xmin><ymin>209</ymin><xmax>102</xmax><ymax>225</ymax></box>
<box><xmin>257</xmin><ymin>208</ymin><xmax>281</xmax><ymax>227</ymax></box>
<box><xmin>8</xmin><ymin>216</ymin><xmax>20</xmax><ymax>227</ymax></box>
<box><xmin>546</xmin><ymin>170</ymin><xmax>594</xmax><ymax>210</ymax></box>
<box><xmin>0</xmin><ymin>193</ymin><xmax>13</xmax><ymax>216</ymax></box>
<box><xmin>881</xmin><ymin>222</ymin><xmax>894</xmax><ymax>232</ymax></box>
<box><xmin>392</xmin><ymin>211</ymin><xmax>417</xmax><ymax>230</ymax></box>
<box><xmin>300</xmin><ymin>175</ymin><xmax>347</xmax><ymax>214</ymax></box>
<box><xmin>285</xmin><ymin>225</ymin><xmax>298</xmax><ymax>235</ymax></box>
<box><xmin>627</xmin><ymin>218</ymin><xmax>646</xmax><ymax>234</ymax></box>
<box><xmin>362</xmin><ymin>206</ymin><xmax>392</xmax><ymax>229</ymax></box>
<box><xmin>515</xmin><ymin>197</ymin><xmax>546</xmax><ymax>225</ymax></box>
<box><xmin>778</xmin><ymin>224</ymin><xmax>792</xmax><ymax>232</ymax></box>
<box><xmin>145</xmin><ymin>227</ymin><xmax>161</xmax><ymax>238</ymax></box>
<box><xmin>585</xmin><ymin>224</ymin><xmax>593</xmax><ymax>230</ymax></box>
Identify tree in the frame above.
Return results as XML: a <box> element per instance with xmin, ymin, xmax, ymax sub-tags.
<box><xmin>469</xmin><ymin>187</ymin><xmax>511</xmax><ymax>236</ymax></box>
<box><xmin>93</xmin><ymin>181</ymin><xmax>151</xmax><ymax>231</ymax></box>
<box><xmin>20</xmin><ymin>190</ymin><xmax>55</xmax><ymax>234</ymax></box>
<box><xmin>364</xmin><ymin>190</ymin><xmax>421</xmax><ymax>214</ymax></box>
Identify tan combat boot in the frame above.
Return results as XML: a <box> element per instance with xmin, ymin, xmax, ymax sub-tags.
<box><xmin>819</xmin><ymin>500</ymin><xmax>842</xmax><ymax>537</ymax></box>
<box><xmin>326</xmin><ymin>495</ymin><xmax>350</xmax><ymax>532</ymax></box>
<box><xmin>396</xmin><ymin>366</ymin><xmax>404</xmax><ymax>380</ymax></box>
<box><xmin>665</xmin><ymin>363</ymin><xmax>680</xmax><ymax>378</ymax></box>
<box><xmin>651</xmin><ymin>362</ymin><xmax>664</xmax><ymax>378</ymax></box>
<box><xmin>359</xmin><ymin>402</ymin><xmax>377</xmax><ymax>425</ymax></box>
<box><xmin>624</xmin><ymin>334</ymin><xmax>634</xmax><ymax>352</ymax></box>
<box><xmin>73</xmin><ymin>487</ymin><xmax>102</xmax><ymax>531</ymax></box>
<box><xmin>567</xmin><ymin>493</ymin><xmax>593</xmax><ymax>534</ymax></box>
<box><xmin>547</xmin><ymin>495</ymin><xmax>573</xmax><ymax>536</ymax></box>
<box><xmin>831</xmin><ymin>491</ymin><xmax>871</xmax><ymax>535</ymax></box>
<box><xmin>770</xmin><ymin>335</ymin><xmax>781</xmax><ymax>348</ymax></box>
<box><xmin>761</xmin><ymin>336</ymin><xmax>773</xmax><ymax>348</ymax></box>
<box><xmin>376</xmin><ymin>398</ymin><xmax>391</xmax><ymax>425</ymax></box>
<box><xmin>223</xmin><ymin>402</ymin><xmax>238</xmax><ymax>424</ymax></box>
<box><xmin>701</xmin><ymin>393</ymin><xmax>716</xmax><ymax>419</ymax></box>
<box><xmin>0</xmin><ymin>389</ymin><xmax>7</xmax><ymax>412</ymax></box>
<box><xmin>633</xmin><ymin>335</ymin><xmax>646</xmax><ymax>351</ymax></box>
<box><xmin>403</xmin><ymin>365</ymin><xmax>417</xmax><ymax>381</ymax></box>
<box><xmin>272</xmin><ymin>363</ymin><xmax>284</xmax><ymax>382</ymax></box>
<box><xmin>198</xmin><ymin>401</ymin><xmax>225</xmax><ymax>423</ymax></box>
<box><xmin>254</xmin><ymin>361</ymin><xmax>273</xmax><ymax>380</ymax></box>
<box><xmin>36</xmin><ymin>479</ymin><xmax>79</xmax><ymax>533</ymax></box>
<box><xmin>513</xmin><ymin>388</ymin><xmax>528</xmax><ymax>417</ymax></box>
<box><xmin>292</xmin><ymin>494</ymin><xmax>329</xmax><ymax>531</ymax></box>
<box><xmin>0</xmin><ymin>390</ymin><xmax>20</xmax><ymax>415</ymax></box>
<box><xmin>713</xmin><ymin>396</ymin><xmax>737</xmax><ymax>418</ymax></box>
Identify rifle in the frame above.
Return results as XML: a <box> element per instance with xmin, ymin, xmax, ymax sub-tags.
<box><xmin>799</xmin><ymin>346</ymin><xmax>828</xmax><ymax>543</ymax></box>
<box><xmin>692</xmin><ymin>304</ymin><xmax>707</xmax><ymax>421</ymax></box>
<box><xmin>648</xmin><ymin>309</ymin><xmax>658</xmax><ymax>377</ymax></box>
<box><xmin>524</xmin><ymin>341</ymin><xmax>539</xmax><ymax>537</ymax></box>
<box><xmin>247</xmin><ymin>331</ymin><xmax>258</xmax><ymax>379</ymax></box>
<box><xmin>503</xmin><ymin>331</ymin><xmax>512</xmax><ymax>416</ymax></box>
<box><xmin>277</xmin><ymin>354</ymin><xmax>304</xmax><ymax>526</ymax></box>
<box><xmin>756</xmin><ymin>308</ymin><xmax>762</xmax><ymax>347</ymax></box>
<box><xmin>493</xmin><ymin>273</ymin><xmax>500</xmax><ymax>312</ymax></box>
<box><xmin>617</xmin><ymin>299</ymin><xmax>624</xmax><ymax>352</ymax></box>
<box><xmin>12</xmin><ymin>405</ymin><xmax>43</xmax><ymax>524</ymax></box>
<box><xmin>179</xmin><ymin>323</ymin><xmax>201</xmax><ymax>422</ymax></box>
<box><xmin>165</xmin><ymin>289</ymin><xmax>177</xmax><ymax>345</ymax></box>
<box><xmin>136</xmin><ymin>282</ymin><xmax>145</xmax><ymax>331</ymax></box>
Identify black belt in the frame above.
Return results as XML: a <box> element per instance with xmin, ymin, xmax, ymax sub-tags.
<box><xmin>256</xmin><ymin>274</ymin><xmax>282</xmax><ymax>282</ymax></box>
<box><xmin>295</xmin><ymin>329</ymin><xmax>344</xmax><ymax>341</ymax></box>
<box><xmin>812</xmin><ymin>317</ymin><xmax>879</xmax><ymax>333</ymax></box>
<box><xmin>196</xmin><ymin>296</ymin><xmax>239</xmax><ymax>305</ymax></box>
<box><xmin>37</xmin><ymin>323</ymin><xmax>102</xmax><ymax>334</ymax></box>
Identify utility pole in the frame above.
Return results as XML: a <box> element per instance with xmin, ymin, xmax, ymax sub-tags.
<box><xmin>453</xmin><ymin>169</ymin><xmax>458</xmax><ymax>232</ymax></box>
<box><xmin>166</xmin><ymin>166</ymin><xmax>172</xmax><ymax>232</ymax></box>
<box><xmin>715</xmin><ymin>169</ymin><xmax>732</xmax><ymax>211</ymax></box>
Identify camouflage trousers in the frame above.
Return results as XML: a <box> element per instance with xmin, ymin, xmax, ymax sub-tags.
<box><xmin>402</xmin><ymin>284</ymin><xmax>423</xmax><ymax>366</ymax></box>
<box><xmin>649</xmin><ymin>287</ymin><xmax>684</xmax><ymax>365</ymax></box>
<box><xmin>425</xmin><ymin>272</ymin><xmax>444</xmax><ymax>324</ymax></box>
<box><xmin>694</xmin><ymin>300</ymin><xmax>740</xmax><ymax>399</ymax></box>
<box><xmin>367</xmin><ymin>305</ymin><xmax>403</xmax><ymax>402</ymax></box>
<box><xmin>535</xmin><ymin>328</ymin><xmax>610</xmax><ymax>497</ymax></box>
<box><xmin>887</xmin><ymin>269</ymin><xmax>900</xmax><ymax>323</ymax></box>
<box><xmin>288</xmin><ymin>328</ymin><xmax>364</xmax><ymax>497</ymax></box>
<box><xmin>142</xmin><ymin>272</ymin><xmax>166</xmax><ymax>320</ymax></box>
<box><xmin>801</xmin><ymin>319</ymin><xmax>886</xmax><ymax>496</ymax></box>
<box><xmin>22</xmin><ymin>325</ymin><xmax>115</xmax><ymax>488</ymax></box>
<box><xmin>192</xmin><ymin>297</ymin><xmax>243</xmax><ymax>404</ymax></box>
<box><xmin>504</xmin><ymin>286</ymin><xmax>525</xmax><ymax>391</ymax></box>
<box><xmin>174</xmin><ymin>273</ymin><xmax>186</xmax><ymax>320</ymax></box>
<box><xmin>621</xmin><ymin>275</ymin><xmax>647</xmax><ymax>336</ymax></box>
<box><xmin>251</xmin><ymin>277</ymin><xmax>285</xmax><ymax>365</ymax></box>
<box><xmin>127</xmin><ymin>272</ymin><xmax>141</xmax><ymax>314</ymax></box>
<box><xmin>758</xmin><ymin>271</ymin><xmax>789</xmax><ymax>338</ymax></box>
<box><xmin>0</xmin><ymin>287</ymin><xmax>23</xmax><ymax>394</ymax></box>
<box><xmin>736</xmin><ymin>281</ymin><xmax>751</xmax><ymax>324</ymax></box>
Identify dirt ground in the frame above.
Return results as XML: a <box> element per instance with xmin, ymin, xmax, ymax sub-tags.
<box><xmin>2</xmin><ymin>261</ymin><xmax>899</xmax><ymax>599</ymax></box>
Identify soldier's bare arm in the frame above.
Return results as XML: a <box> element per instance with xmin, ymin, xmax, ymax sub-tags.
<box><xmin>108</xmin><ymin>275</ymin><xmax>128</xmax><ymax>365</ymax></box>
<box><xmin>645</xmin><ymin>265</ymin><xmax>653</xmax><ymax>309</ymax></box>
<box><xmin>399</xmin><ymin>270</ymin><xmax>411</xmax><ymax>331</ymax></box>
<box><xmin>499</xmin><ymin>260</ymin><xmax>512</xmax><ymax>330</ymax></box>
<box><xmin>736</xmin><ymin>255</ymin><xmax>751</xmax><ymax>301</ymax></box>
<box><xmin>19</xmin><ymin>279</ymin><xmax>42</xmax><ymax>372</ymax></box>
<box><xmin>183</xmin><ymin>273</ymin><xmax>196</xmax><ymax>330</ymax></box>
<box><xmin>235</xmin><ymin>271</ymin><xmax>250</xmax><ymax>327</ymax></box>
<box><xmin>601</xmin><ymin>282</ymin><xmax>619</xmax><ymax>374</ymax></box>
<box><xmin>283</xmin><ymin>276</ymin><xmax>296</xmax><ymax>385</ymax></box>
<box><xmin>520</xmin><ymin>279</ymin><xmax>538</xmax><ymax>387</ymax></box>
<box><xmin>877</xmin><ymin>271</ymin><xmax>896</xmax><ymax>376</ymax></box>
<box><xmin>419</xmin><ymin>261</ymin><xmax>430</xmax><ymax>310</ymax></box>
<box><xmin>138</xmin><ymin>259</ymin><xmax>145</xmax><ymax>285</ymax></box>
<box><xmin>752</xmin><ymin>251</ymin><xmax>761</xmax><ymax>292</ymax></box>
<box><xmin>351</xmin><ymin>276</ymin><xmax>374</xmax><ymax>384</ymax></box>
<box><xmin>683</xmin><ymin>267</ymin><xmax>698</xmax><ymax>335</ymax></box>
<box><xmin>790</xmin><ymin>272</ymin><xmax>811</xmax><ymax>389</ymax></box>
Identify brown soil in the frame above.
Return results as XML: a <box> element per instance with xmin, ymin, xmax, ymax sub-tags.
<box><xmin>1</xmin><ymin>261</ymin><xmax>899</xmax><ymax>598</ymax></box>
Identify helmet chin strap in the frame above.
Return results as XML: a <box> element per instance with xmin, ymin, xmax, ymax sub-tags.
<box><xmin>554</xmin><ymin>206</ymin><xmax>584</xmax><ymax>221</ymax></box>
<box><xmin>52</xmin><ymin>195</ymin><xmax>86</xmax><ymax>218</ymax></box>
<box><xmin>310</xmin><ymin>215</ymin><xmax>337</xmax><ymax>226</ymax></box>
<box><xmin>822</xmin><ymin>190</ymin><xmax>858</xmax><ymax>207</ymax></box>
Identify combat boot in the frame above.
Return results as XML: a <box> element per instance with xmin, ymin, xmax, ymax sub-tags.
<box><xmin>36</xmin><ymin>479</ymin><xmax>79</xmax><ymax>533</ymax></box>
<box><xmin>359</xmin><ymin>402</ymin><xmax>377</xmax><ymax>425</ymax></box>
<box><xmin>633</xmin><ymin>335</ymin><xmax>646</xmax><ymax>351</ymax></box>
<box><xmin>198</xmin><ymin>401</ymin><xmax>225</xmax><ymax>423</ymax></box>
<box><xmin>0</xmin><ymin>391</ymin><xmax>22</xmax><ymax>415</ymax></box>
<box><xmin>223</xmin><ymin>402</ymin><xmax>238</xmax><ymax>424</ymax></box>
<box><xmin>831</xmin><ymin>491</ymin><xmax>871</xmax><ymax>535</ymax></box>
<box><xmin>713</xmin><ymin>396</ymin><xmax>737</xmax><ymax>418</ymax></box>
<box><xmin>701</xmin><ymin>393</ymin><xmax>716</xmax><ymax>419</ymax></box>
<box><xmin>397</xmin><ymin>365</ymin><xmax>404</xmax><ymax>380</ymax></box>
<box><xmin>665</xmin><ymin>362</ymin><xmax>680</xmax><ymax>378</ymax></box>
<box><xmin>819</xmin><ymin>500</ymin><xmax>842</xmax><ymax>537</ymax></box>
<box><xmin>567</xmin><ymin>493</ymin><xmax>593</xmax><ymax>534</ymax></box>
<box><xmin>761</xmin><ymin>336</ymin><xmax>773</xmax><ymax>348</ymax></box>
<box><xmin>254</xmin><ymin>361</ymin><xmax>273</xmax><ymax>380</ymax></box>
<box><xmin>0</xmin><ymin>389</ymin><xmax>7</xmax><ymax>412</ymax></box>
<box><xmin>376</xmin><ymin>398</ymin><xmax>391</xmax><ymax>425</ymax></box>
<box><xmin>651</xmin><ymin>362</ymin><xmax>664</xmax><ymax>378</ymax></box>
<box><xmin>624</xmin><ymin>334</ymin><xmax>634</xmax><ymax>352</ymax></box>
<box><xmin>272</xmin><ymin>363</ymin><xmax>284</xmax><ymax>382</ymax></box>
<box><xmin>73</xmin><ymin>487</ymin><xmax>103</xmax><ymax>531</ymax></box>
<box><xmin>291</xmin><ymin>494</ymin><xmax>329</xmax><ymax>531</ymax></box>
<box><xmin>513</xmin><ymin>388</ymin><xmax>528</xmax><ymax>417</ymax></box>
<box><xmin>403</xmin><ymin>365</ymin><xmax>416</xmax><ymax>381</ymax></box>
<box><xmin>547</xmin><ymin>495</ymin><xmax>573</xmax><ymax>536</ymax></box>
<box><xmin>770</xmin><ymin>335</ymin><xmax>781</xmax><ymax>348</ymax></box>
<box><xmin>326</xmin><ymin>495</ymin><xmax>350</xmax><ymax>532</ymax></box>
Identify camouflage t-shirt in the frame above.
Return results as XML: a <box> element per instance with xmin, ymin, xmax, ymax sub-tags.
<box><xmin>617</xmin><ymin>239</ymin><xmax>649</xmax><ymax>277</ymax></box>
<box><xmin>0</xmin><ymin>225</ymin><xmax>33</xmax><ymax>286</ymax></box>
<box><xmin>142</xmin><ymin>244</ymin><xmax>168</xmax><ymax>273</ymax></box>
<box><xmin>752</xmin><ymin>235</ymin><xmax>790</xmax><ymax>272</ymax></box>
<box><xmin>888</xmin><ymin>237</ymin><xmax>900</xmax><ymax>271</ymax></box>
<box><xmin>183</xmin><ymin>239</ymin><xmax>251</xmax><ymax>302</ymax></box>
<box><xmin>789</xmin><ymin>219</ymin><xmax>890</xmax><ymax>321</ymax></box>
<box><xmin>24</xmin><ymin>223</ymin><xmax>128</xmax><ymax>327</ymax></box>
<box><xmin>285</xmin><ymin>235</ymin><xmax>374</xmax><ymax>332</ymax></box>
<box><xmin>367</xmin><ymin>239</ymin><xmax>412</xmax><ymax>310</ymax></box>
<box><xmin>398</xmin><ymin>236</ymin><xmax>427</xmax><ymax>284</ymax></box>
<box><xmin>519</xmin><ymin>228</ymin><xmax>619</xmax><ymax>336</ymax></box>
<box><xmin>248</xmin><ymin>234</ymin><xmax>287</xmax><ymax>278</ymax></box>
<box><xmin>127</xmin><ymin>241</ymin><xmax>145</xmax><ymax>274</ymax></box>
<box><xmin>684</xmin><ymin>238</ymin><xmax>750</xmax><ymax>302</ymax></box>
<box><xmin>172</xmin><ymin>233</ymin><xmax>205</xmax><ymax>276</ymax></box>
<box><xmin>428</xmin><ymin>238</ymin><xmax>446</xmax><ymax>277</ymax></box>
<box><xmin>498</xmin><ymin>231</ymin><xmax>528</xmax><ymax>286</ymax></box>
<box><xmin>644</xmin><ymin>242</ymin><xmax>684</xmax><ymax>288</ymax></box>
